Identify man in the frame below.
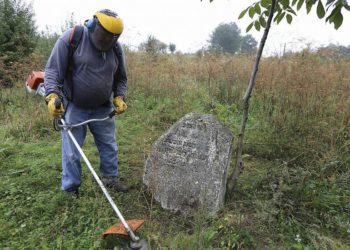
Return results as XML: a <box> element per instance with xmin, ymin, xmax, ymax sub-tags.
<box><xmin>44</xmin><ymin>9</ymin><xmax>128</xmax><ymax>196</ymax></box>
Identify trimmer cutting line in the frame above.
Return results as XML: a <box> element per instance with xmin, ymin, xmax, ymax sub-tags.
<box><xmin>56</xmin><ymin>105</ymin><xmax>147</xmax><ymax>249</ymax></box>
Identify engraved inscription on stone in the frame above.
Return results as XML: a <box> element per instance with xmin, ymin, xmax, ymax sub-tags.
<box><xmin>143</xmin><ymin>113</ymin><xmax>234</xmax><ymax>215</ymax></box>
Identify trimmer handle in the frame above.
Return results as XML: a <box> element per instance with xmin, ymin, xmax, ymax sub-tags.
<box><xmin>109</xmin><ymin>110</ymin><xmax>116</xmax><ymax>118</ymax></box>
<box><xmin>54</xmin><ymin>98</ymin><xmax>62</xmax><ymax>109</ymax></box>
<box><xmin>54</xmin><ymin>98</ymin><xmax>115</xmax><ymax>118</ymax></box>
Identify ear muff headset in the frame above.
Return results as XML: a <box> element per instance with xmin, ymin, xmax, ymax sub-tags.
<box><xmin>85</xmin><ymin>18</ymin><xmax>98</xmax><ymax>32</ymax></box>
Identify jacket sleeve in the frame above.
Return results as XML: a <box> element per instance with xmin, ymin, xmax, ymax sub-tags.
<box><xmin>113</xmin><ymin>42</ymin><xmax>128</xmax><ymax>97</ymax></box>
<box><xmin>44</xmin><ymin>30</ymin><xmax>71</xmax><ymax>97</ymax></box>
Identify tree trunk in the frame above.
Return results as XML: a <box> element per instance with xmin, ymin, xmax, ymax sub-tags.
<box><xmin>227</xmin><ymin>0</ymin><xmax>277</xmax><ymax>197</ymax></box>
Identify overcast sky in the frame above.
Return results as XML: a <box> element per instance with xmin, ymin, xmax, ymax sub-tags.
<box><xmin>28</xmin><ymin>0</ymin><xmax>350</xmax><ymax>55</ymax></box>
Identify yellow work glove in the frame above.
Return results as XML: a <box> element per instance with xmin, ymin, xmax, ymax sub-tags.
<box><xmin>113</xmin><ymin>96</ymin><xmax>127</xmax><ymax>115</ymax></box>
<box><xmin>45</xmin><ymin>93</ymin><xmax>64</xmax><ymax>118</ymax></box>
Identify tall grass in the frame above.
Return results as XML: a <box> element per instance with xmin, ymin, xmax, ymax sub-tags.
<box><xmin>124</xmin><ymin>50</ymin><xmax>350</xmax><ymax>248</ymax></box>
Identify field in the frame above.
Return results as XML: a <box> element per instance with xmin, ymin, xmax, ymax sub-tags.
<box><xmin>0</xmin><ymin>50</ymin><xmax>349</xmax><ymax>249</ymax></box>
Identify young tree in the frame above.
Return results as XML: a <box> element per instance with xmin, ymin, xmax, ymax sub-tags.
<box><xmin>0</xmin><ymin>0</ymin><xmax>36</xmax><ymax>64</ymax></box>
<box><xmin>209</xmin><ymin>22</ymin><xmax>242</xmax><ymax>53</ymax></box>
<box><xmin>203</xmin><ymin>0</ymin><xmax>350</xmax><ymax>196</ymax></box>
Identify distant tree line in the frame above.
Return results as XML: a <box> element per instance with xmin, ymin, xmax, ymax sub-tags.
<box><xmin>317</xmin><ymin>43</ymin><xmax>350</xmax><ymax>58</ymax></box>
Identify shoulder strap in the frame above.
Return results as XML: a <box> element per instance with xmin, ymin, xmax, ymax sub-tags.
<box><xmin>68</xmin><ymin>25</ymin><xmax>84</xmax><ymax>70</ymax></box>
<box><xmin>63</xmin><ymin>25</ymin><xmax>84</xmax><ymax>102</ymax></box>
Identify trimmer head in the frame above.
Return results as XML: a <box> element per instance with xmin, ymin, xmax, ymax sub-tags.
<box><xmin>102</xmin><ymin>219</ymin><xmax>145</xmax><ymax>238</ymax></box>
<box><xmin>102</xmin><ymin>219</ymin><xmax>147</xmax><ymax>249</ymax></box>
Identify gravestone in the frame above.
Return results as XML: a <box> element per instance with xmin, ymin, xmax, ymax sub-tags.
<box><xmin>143</xmin><ymin>113</ymin><xmax>234</xmax><ymax>215</ymax></box>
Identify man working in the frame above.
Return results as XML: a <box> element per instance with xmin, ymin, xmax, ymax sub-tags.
<box><xmin>44</xmin><ymin>9</ymin><xmax>128</xmax><ymax>196</ymax></box>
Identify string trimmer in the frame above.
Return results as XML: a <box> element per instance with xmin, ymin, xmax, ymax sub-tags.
<box><xmin>26</xmin><ymin>71</ymin><xmax>147</xmax><ymax>250</ymax></box>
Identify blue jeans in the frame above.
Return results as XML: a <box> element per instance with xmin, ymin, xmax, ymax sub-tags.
<box><xmin>61</xmin><ymin>102</ymin><xmax>118</xmax><ymax>191</ymax></box>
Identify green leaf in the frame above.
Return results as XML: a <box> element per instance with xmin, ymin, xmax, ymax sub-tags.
<box><xmin>249</xmin><ymin>7</ymin><xmax>256</xmax><ymax>18</ymax></box>
<box><xmin>273</xmin><ymin>10</ymin><xmax>282</xmax><ymax>22</ymax></box>
<box><xmin>333</xmin><ymin>11</ymin><xmax>343</xmax><ymax>29</ymax></box>
<box><xmin>255</xmin><ymin>3</ymin><xmax>262</xmax><ymax>14</ymax></box>
<box><xmin>325</xmin><ymin>5</ymin><xmax>339</xmax><ymax>22</ymax></box>
<box><xmin>264</xmin><ymin>9</ymin><xmax>270</xmax><ymax>16</ymax></box>
<box><xmin>275</xmin><ymin>2</ymin><xmax>282</xmax><ymax>12</ymax></box>
<box><xmin>254</xmin><ymin>21</ymin><xmax>261</xmax><ymax>31</ymax></box>
<box><xmin>238</xmin><ymin>7</ymin><xmax>249</xmax><ymax>19</ymax></box>
<box><xmin>259</xmin><ymin>15</ymin><xmax>267</xmax><ymax>27</ymax></box>
<box><xmin>306</xmin><ymin>0</ymin><xmax>313</xmax><ymax>14</ymax></box>
<box><xmin>261</xmin><ymin>0</ymin><xmax>270</xmax><ymax>8</ymax></box>
<box><xmin>292</xmin><ymin>0</ymin><xmax>298</xmax><ymax>6</ymax></box>
<box><xmin>246</xmin><ymin>22</ymin><xmax>254</xmax><ymax>32</ymax></box>
<box><xmin>297</xmin><ymin>0</ymin><xmax>304</xmax><ymax>10</ymax></box>
<box><xmin>286</xmin><ymin>13</ymin><xmax>293</xmax><ymax>23</ymax></box>
<box><xmin>281</xmin><ymin>0</ymin><xmax>290</xmax><ymax>8</ymax></box>
<box><xmin>277</xmin><ymin>12</ymin><xmax>286</xmax><ymax>24</ymax></box>
<box><xmin>317</xmin><ymin>0</ymin><xmax>326</xmax><ymax>18</ymax></box>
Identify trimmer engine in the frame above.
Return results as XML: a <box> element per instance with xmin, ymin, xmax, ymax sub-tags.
<box><xmin>25</xmin><ymin>71</ymin><xmax>45</xmax><ymax>96</ymax></box>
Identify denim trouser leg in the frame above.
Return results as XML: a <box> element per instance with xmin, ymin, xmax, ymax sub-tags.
<box><xmin>61</xmin><ymin>102</ymin><xmax>118</xmax><ymax>191</ymax></box>
<box><xmin>61</xmin><ymin>104</ymin><xmax>88</xmax><ymax>191</ymax></box>
<box><xmin>89</xmin><ymin>106</ymin><xmax>118</xmax><ymax>178</ymax></box>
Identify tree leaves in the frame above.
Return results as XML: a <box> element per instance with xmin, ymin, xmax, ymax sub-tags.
<box><xmin>333</xmin><ymin>11</ymin><xmax>343</xmax><ymax>29</ymax></box>
<box><xmin>254</xmin><ymin>21</ymin><xmax>261</xmax><ymax>31</ymax></box>
<box><xmin>306</xmin><ymin>0</ymin><xmax>314</xmax><ymax>14</ymax></box>
<box><xmin>238</xmin><ymin>7</ymin><xmax>249</xmax><ymax>19</ymax></box>
<box><xmin>246</xmin><ymin>22</ymin><xmax>254</xmax><ymax>32</ymax></box>
<box><xmin>259</xmin><ymin>16</ymin><xmax>267</xmax><ymax>27</ymax></box>
<box><xmin>0</xmin><ymin>0</ymin><xmax>37</xmax><ymax>63</ymax></box>
<box><xmin>316</xmin><ymin>0</ymin><xmax>326</xmax><ymax>18</ymax></box>
<box><xmin>255</xmin><ymin>3</ymin><xmax>262</xmax><ymax>14</ymax></box>
<box><xmin>286</xmin><ymin>13</ymin><xmax>293</xmax><ymax>23</ymax></box>
<box><xmin>326</xmin><ymin>4</ymin><xmax>344</xmax><ymax>29</ymax></box>
<box><xmin>261</xmin><ymin>0</ymin><xmax>271</xmax><ymax>8</ymax></box>
<box><xmin>297</xmin><ymin>0</ymin><xmax>304</xmax><ymax>10</ymax></box>
<box><xmin>249</xmin><ymin>6</ymin><xmax>256</xmax><ymax>18</ymax></box>
<box><xmin>238</xmin><ymin>0</ymin><xmax>348</xmax><ymax>33</ymax></box>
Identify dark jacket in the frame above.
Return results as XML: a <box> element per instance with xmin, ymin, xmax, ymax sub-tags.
<box><xmin>44</xmin><ymin>26</ymin><xmax>127</xmax><ymax>108</ymax></box>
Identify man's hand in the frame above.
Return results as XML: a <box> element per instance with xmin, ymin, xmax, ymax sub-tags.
<box><xmin>45</xmin><ymin>93</ymin><xmax>64</xmax><ymax>118</ymax></box>
<box><xmin>113</xmin><ymin>96</ymin><xmax>127</xmax><ymax>115</ymax></box>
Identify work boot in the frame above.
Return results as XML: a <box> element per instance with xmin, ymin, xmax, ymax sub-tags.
<box><xmin>101</xmin><ymin>177</ymin><xmax>129</xmax><ymax>193</ymax></box>
<box><xmin>65</xmin><ymin>187</ymin><xmax>79</xmax><ymax>199</ymax></box>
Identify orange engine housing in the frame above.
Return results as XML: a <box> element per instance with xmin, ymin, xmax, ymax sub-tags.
<box><xmin>26</xmin><ymin>71</ymin><xmax>45</xmax><ymax>91</ymax></box>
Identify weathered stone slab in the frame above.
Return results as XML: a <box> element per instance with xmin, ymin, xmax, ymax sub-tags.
<box><xmin>143</xmin><ymin>113</ymin><xmax>234</xmax><ymax>215</ymax></box>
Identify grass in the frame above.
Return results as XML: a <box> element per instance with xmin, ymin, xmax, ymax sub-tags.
<box><xmin>0</xmin><ymin>50</ymin><xmax>349</xmax><ymax>249</ymax></box>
